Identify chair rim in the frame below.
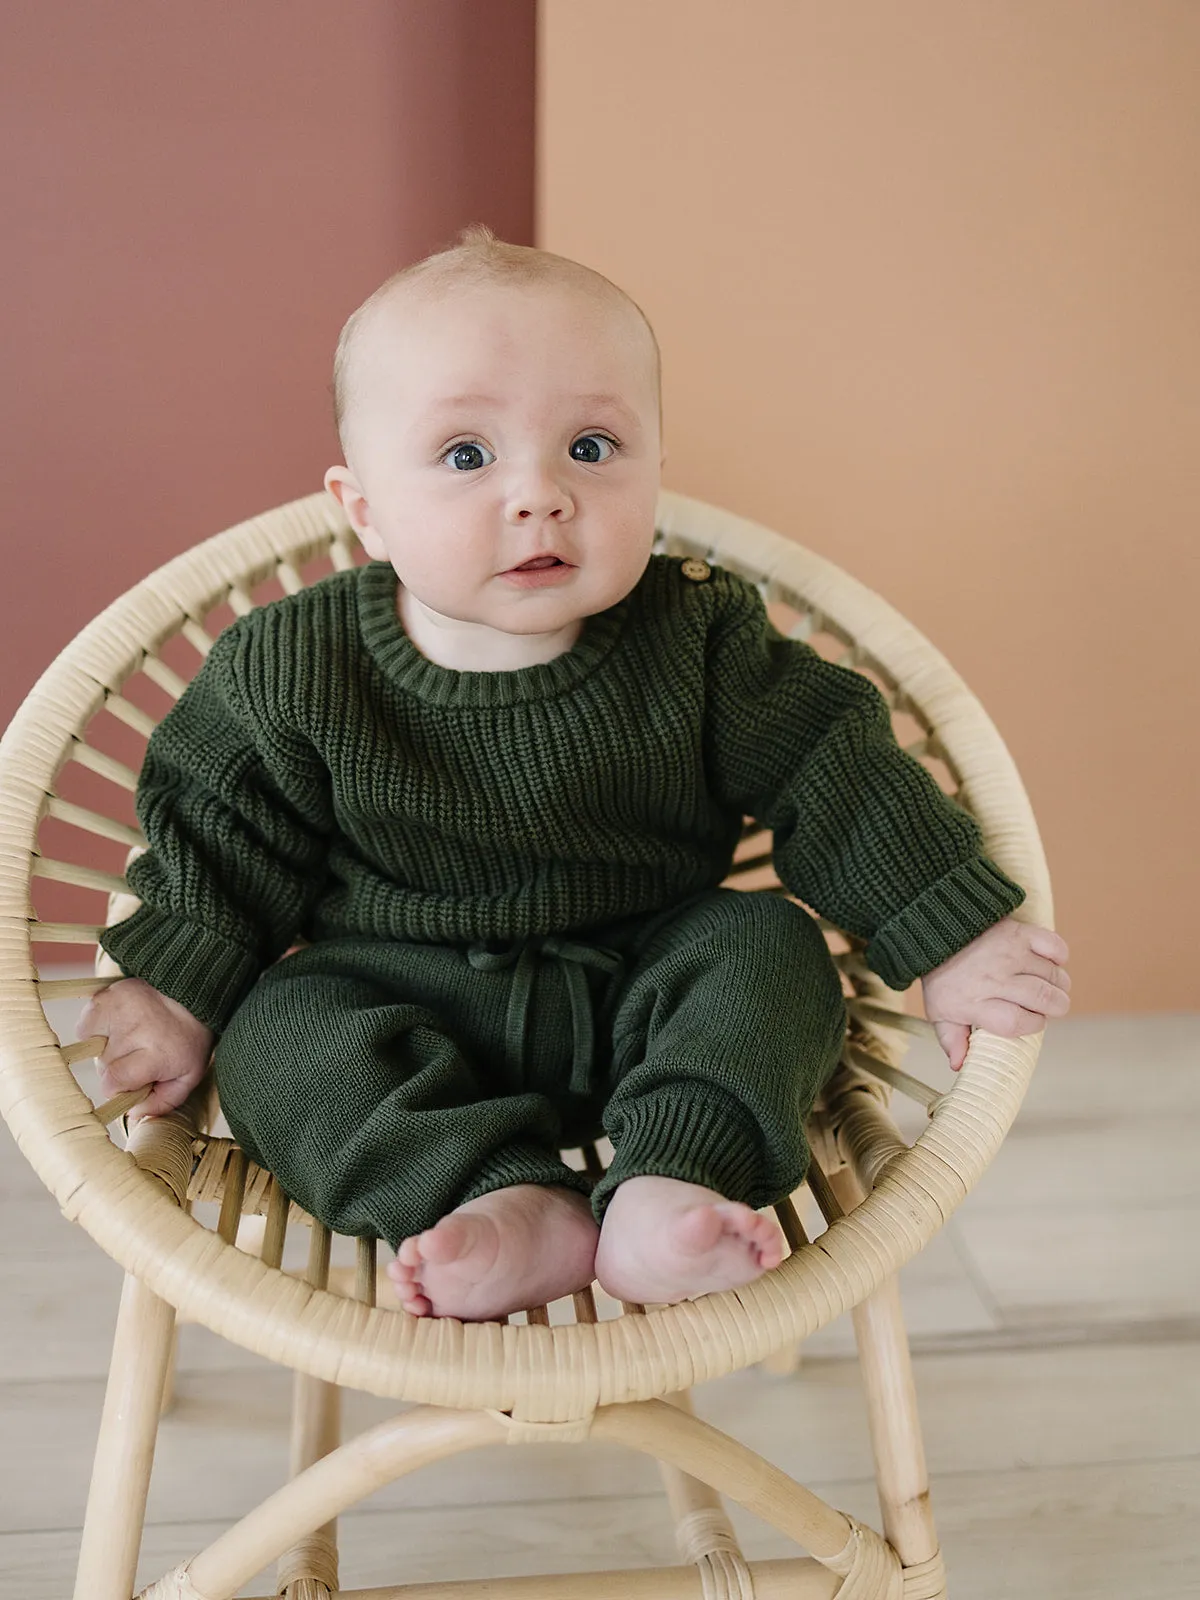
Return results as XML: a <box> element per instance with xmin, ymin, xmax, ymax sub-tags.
<box><xmin>0</xmin><ymin>488</ymin><xmax>1051</xmax><ymax>1413</ymax></box>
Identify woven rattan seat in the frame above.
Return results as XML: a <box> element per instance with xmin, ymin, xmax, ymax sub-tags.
<box><xmin>0</xmin><ymin>489</ymin><xmax>1051</xmax><ymax>1599</ymax></box>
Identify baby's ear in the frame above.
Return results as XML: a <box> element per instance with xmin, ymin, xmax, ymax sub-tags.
<box><xmin>324</xmin><ymin>466</ymin><xmax>386</xmax><ymax>560</ymax></box>
<box><xmin>323</xmin><ymin>464</ymin><xmax>363</xmax><ymax>519</ymax></box>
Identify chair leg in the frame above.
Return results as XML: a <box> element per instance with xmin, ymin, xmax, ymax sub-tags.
<box><xmin>73</xmin><ymin>1273</ymin><xmax>177</xmax><ymax>1600</ymax></box>
<box><xmin>278</xmin><ymin>1221</ymin><xmax>342</xmax><ymax>1599</ymax></box>
<box><xmin>829</xmin><ymin>1167</ymin><xmax>946</xmax><ymax>1598</ymax></box>
<box><xmin>158</xmin><ymin>1325</ymin><xmax>181</xmax><ymax>1416</ymax></box>
<box><xmin>658</xmin><ymin>1392</ymin><xmax>755</xmax><ymax>1592</ymax></box>
<box><xmin>277</xmin><ymin>1374</ymin><xmax>342</xmax><ymax>1599</ymax></box>
<box><xmin>758</xmin><ymin>1341</ymin><xmax>803</xmax><ymax>1376</ymax></box>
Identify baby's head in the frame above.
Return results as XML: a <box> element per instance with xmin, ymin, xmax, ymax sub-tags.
<box><xmin>325</xmin><ymin>227</ymin><xmax>664</xmax><ymax>646</ymax></box>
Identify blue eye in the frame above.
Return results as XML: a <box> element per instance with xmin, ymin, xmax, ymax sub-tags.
<box><xmin>445</xmin><ymin>441</ymin><xmax>495</xmax><ymax>471</ymax></box>
<box><xmin>570</xmin><ymin>435</ymin><xmax>616</xmax><ymax>464</ymax></box>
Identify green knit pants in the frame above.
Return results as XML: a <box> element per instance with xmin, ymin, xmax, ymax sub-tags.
<box><xmin>213</xmin><ymin>889</ymin><xmax>847</xmax><ymax>1248</ymax></box>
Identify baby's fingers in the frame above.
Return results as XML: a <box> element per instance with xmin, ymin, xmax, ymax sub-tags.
<box><xmin>1025</xmin><ymin>925</ymin><xmax>1069</xmax><ymax>966</ymax></box>
<box><xmin>135</xmin><ymin>1074</ymin><xmax>198</xmax><ymax>1120</ymax></box>
<box><xmin>974</xmin><ymin>999</ymin><xmax>1049</xmax><ymax>1039</ymax></box>
<box><xmin>96</xmin><ymin>1045</ymin><xmax>160</xmax><ymax>1098</ymax></box>
<box><xmin>997</xmin><ymin>973</ymin><xmax>1072</xmax><ymax>1020</ymax></box>
<box><xmin>77</xmin><ymin>992</ymin><xmax>109</xmax><ymax>1038</ymax></box>
<box><xmin>1020</xmin><ymin>953</ymin><xmax>1071</xmax><ymax>993</ymax></box>
<box><xmin>933</xmin><ymin>1020</ymin><xmax>971</xmax><ymax>1072</ymax></box>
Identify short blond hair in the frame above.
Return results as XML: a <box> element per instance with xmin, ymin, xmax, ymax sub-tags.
<box><xmin>331</xmin><ymin>225</ymin><xmax>661</xmax><ymax>452</ymax></box>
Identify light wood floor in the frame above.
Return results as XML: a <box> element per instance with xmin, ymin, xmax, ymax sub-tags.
<box><xmin>3</xmin><ymin>1013</ymin><xmax>1198</xmax><ymax>1597</ymax></box>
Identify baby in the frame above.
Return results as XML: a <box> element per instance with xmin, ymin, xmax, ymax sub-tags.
<box><xmin>85</xmin><ymin>227</ymin><xmax>1070</xmax><ymax>1321</ymax></box>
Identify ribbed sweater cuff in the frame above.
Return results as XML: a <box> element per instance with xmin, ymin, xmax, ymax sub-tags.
<box><xmin>99</xmin><ymin>906</ymin><xmax>261</xmax><ymax>1033</ymax></box>
<box><xmin>594</xmin><ymin>1088</ymin><xmax>767</xmax><ymax>1215</ymax></box>
<box><xmin>867</xmin><ymin>856</ymin><xmax>1027</xmax><ymax>991</ymax></box>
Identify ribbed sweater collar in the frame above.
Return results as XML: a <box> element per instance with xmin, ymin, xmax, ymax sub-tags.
<box><xmin>354</xmin><ymin>560</ymin><xmax>637</xmax><ymax>709</ymax></box>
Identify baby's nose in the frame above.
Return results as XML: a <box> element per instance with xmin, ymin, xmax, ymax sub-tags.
<box><xmin>506</xmin><ymin>477</ymin><xmax>573</xmax><ymax>522</ymax></box>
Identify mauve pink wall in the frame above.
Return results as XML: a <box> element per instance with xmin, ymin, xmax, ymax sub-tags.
<box><xmin>0</xmin><ymin>1</ymin><xmax>535</xmax><ymax>730</ymax></box>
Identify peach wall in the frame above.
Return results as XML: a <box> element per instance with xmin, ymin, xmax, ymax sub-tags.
<box><xmin>540</xmin><ymin>0</ymin><xmax>1200</xmax><ymax>1012</ymax></box>
<box><xmin>1</xmin><ymin>0</ymin><xmax>535</xmax><ymax>732</ymax></box>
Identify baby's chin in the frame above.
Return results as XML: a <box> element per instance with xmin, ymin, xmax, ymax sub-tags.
<box><xmin>492</xmin><ymin>581</ymin><xmax>638</xmax><ymax>631</ymax></box>
<box><xmin>401</xmin><ymin>560</ymin><xmax>648</xmax><ymax>635</ymax></box>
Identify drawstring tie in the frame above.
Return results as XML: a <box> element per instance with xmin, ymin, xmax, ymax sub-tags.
<box><xmin>466</xmin><ymin>935</ymin><xmax>623</xmax><ymax>1097</ymax></box>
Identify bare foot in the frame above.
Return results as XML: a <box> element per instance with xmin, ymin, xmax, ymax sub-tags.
<box><xmin>387</xmin><ymin>1184</ymin><xmax>599</xmax><ymax>1321</ymax></box>
<box><xmin>594</xmin><ymin>1175</ymin><xmax>784</xmax><ymax>1304</ymax></box>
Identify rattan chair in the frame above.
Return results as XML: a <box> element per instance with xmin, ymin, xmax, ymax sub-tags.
<box><xmin>0</xmin><ymin>489</ymin><xmax>1050</xmax><ymax>1600</ymax></box>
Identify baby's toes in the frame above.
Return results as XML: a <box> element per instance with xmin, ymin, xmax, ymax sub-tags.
<box><xmin>713</xmin><ymin>1200</ymin><xmax>759</xmax><ymax>1239</ymax></box>
<box><xmin>417</xmin><ymin>1215</ymin><xmax>476</xmax><ymax>1267</ymax></box>
<box><xmin>744</xmin><ymin>1208</ymin><xmax>778</xmax><ymax>1241</ymax></box>
<box><xmin>715</xmin><ymin>1203</ymin><xmax>783</xmax><ymax>1266</ymax></box>
<box><xmin>675</xmin><ymin>1203</ymin><xmax>727</xmax><ymax>1255</ymax></box>
<box><xmin>387</xmin><ymin>1253</ymin><xmax>431</xmax><ymax>1314</ymax></box>
<box><xmin>393</xmin><ymin>1236</ymin><xmax>425</xmax><ymax>1272</ymax></box>
<box><xmin>750</xmin><ymin>1215</ymin><xmax>785</xmax><ymax>1270</ymax></box>
<box><xmin>397</xmin><ymin>1285</ymin><xmax>433</xmax><ymax>1316</ymax></box>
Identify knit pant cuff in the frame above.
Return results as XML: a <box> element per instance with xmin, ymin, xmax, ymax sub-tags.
<box><xmin>455</xmin><ymin>1141</ymin><xmax>593</xmax><ymax>1214</ymax></box>
<box><xmin>593</xmin><ymin>1088</ymin><xmax>775</xmax><ymax>1217</ymax></box>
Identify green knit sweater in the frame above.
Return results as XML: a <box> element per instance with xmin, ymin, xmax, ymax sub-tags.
<box><xmin>100</xmin><ymin>556</ymin><xmax>1025</xmax><ymax>1031</ymax></box>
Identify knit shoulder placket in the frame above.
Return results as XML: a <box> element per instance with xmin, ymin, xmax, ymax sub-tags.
<box><xmin>352</xmin><ymin>561</ymin><xmax>641</xmax><ymax>710</ymax></box>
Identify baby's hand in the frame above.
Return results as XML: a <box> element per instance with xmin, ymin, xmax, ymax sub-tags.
<box><xmin>920</xmin><ymin>918</ymin><xmax>1070</xmax><ymax>1071</ymax></box>
<box><xmin>79</xmin><ymin>977</ymin><xmax>214</xmax><ymax>1118</ymax></box>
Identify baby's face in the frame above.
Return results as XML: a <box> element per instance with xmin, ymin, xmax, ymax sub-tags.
<box><xmin>331</xmin><ymin>280</ymin><xmax>662</xmax><ymax>639</ymax></box>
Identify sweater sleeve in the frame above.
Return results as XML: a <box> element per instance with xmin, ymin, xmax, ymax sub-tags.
<box><xmin>703</xmin><ymin>576</ymin><xmax>1025</xmax><ymax>989</ymax></box>
<box><xmin>98</xmin><ymin>625</ymin><xmax>334</xmax><ymax>1031</ymax></box>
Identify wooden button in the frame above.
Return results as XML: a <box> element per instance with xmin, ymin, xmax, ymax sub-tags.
<box><xmin>680</xmin><ymin>557</ymin><xmax>712</xmax><ymax>582</ymax></box>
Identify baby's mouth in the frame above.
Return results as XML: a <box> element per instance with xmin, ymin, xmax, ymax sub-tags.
<box><xmin>508</xmin><ymin>556</ymin><xmax>571</xmax><ymax>572</ymax></box>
